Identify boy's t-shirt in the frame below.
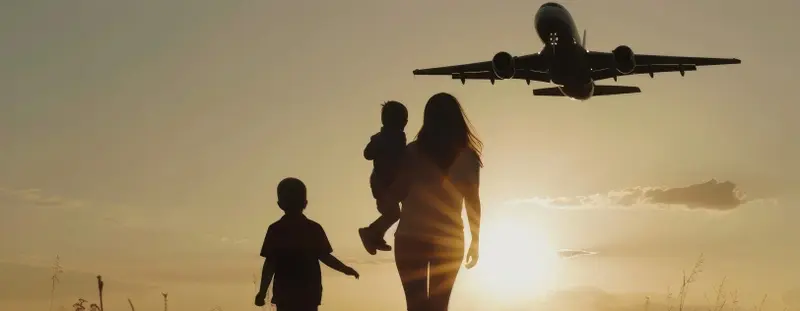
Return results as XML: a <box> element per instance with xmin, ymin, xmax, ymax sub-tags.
<box><xmin>260</xmin><ymin>214</ymin><xmax>333</xmax><ymax>306</ymax></box>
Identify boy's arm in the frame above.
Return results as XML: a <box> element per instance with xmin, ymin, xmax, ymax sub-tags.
<box><xmin>315</xmin><ymin>224</ymin><xmax>358</xmax><ymax>278</ymax></box>
<box><xmin>363</xmin><ymin>134</ymin><xmax>379</xmax><ymax>160</ymax></box>
<box><xmin>257</xmin><ymin>226</ymin><xmax>277</xmax><ymax>295</ymax></box>
<box><xmin>257</xmin><ymin>259</ymin><xmax>275</xmax><ymax>295</ymax></box>
<box><xmin>319</xmin><ymin>253</ymin><xmax>356</xmax><ymax>276</ymax></box>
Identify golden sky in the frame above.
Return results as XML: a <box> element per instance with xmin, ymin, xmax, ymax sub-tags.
<box><xmin>1</xmin><ymin>0</ymin><xmax>799</xmax><ymax>310</ymax></box>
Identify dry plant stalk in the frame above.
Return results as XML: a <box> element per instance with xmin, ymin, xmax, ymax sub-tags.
<box><xmin>756</xmin><ymin>294</ymin><xmax>768</xmax><ymax>311</ymax></box>
<box><xmin>50</xmin><ymin>255</ymin><xmax>64</xmax><ymax>311</ymax></box>
<box><xmin>731</xmin><ymin>290</ymin><xmax>740</xmax><ymax>311</ymax></box>
<box><xmin>96</xmin><ymin>275</ymin><xmax>105</xmax><ymax>311</ymax></box>
<box><xmin>678</xmin><ymin>254</ymin><xmax>705</xmax><ymax>311</ymax></box>
<box><xmin>72</xmin><ymin>298</ymin><xmax>87</xmax><ymax>311</ymax></box>
<box><xmin>162</xmin><ymin>292</ymin><xmax>169</xmax><ymax>311</ymax></box>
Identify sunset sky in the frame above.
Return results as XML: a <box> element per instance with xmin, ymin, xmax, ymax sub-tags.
<box><xmin>2</xmin><ymin>0</ymin><xmax>799</xmax><ymax>310</ymax></box>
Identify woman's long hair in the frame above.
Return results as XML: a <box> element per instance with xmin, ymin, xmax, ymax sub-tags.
<box><xmin>415</xmin><ymin>92</ymin><xmax>483</xmax><ymax>171</ymax></box>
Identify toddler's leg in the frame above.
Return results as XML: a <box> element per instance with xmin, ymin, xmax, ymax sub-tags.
<box><xmin>359</xmin><ymin>176</ymin><xmax>383</xmax><ymax>255</ymax></box>
<box><xmin>361</xmin><ymin>199</ymin><xmax>392</xmax><ymax>251</ymax></box>
<box><xmin>360</xmin><ymin>198</ymin><xmax>398</xmax><ymax>255</ymax></box>
<box><xmin>373</xmin><ymin>199</ymin><xmax>400</xmax><ymax>235</ymax></box>
<box><xmin>360</xmin><ymin>179</ymin><xmax>397</xmax><ymax>254</ymax></box>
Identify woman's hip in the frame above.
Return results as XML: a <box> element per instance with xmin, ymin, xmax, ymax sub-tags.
<box><xmin>394</xmin><ymin>233</ymin><xmax>465</xmax><ymax>261</ymax></box>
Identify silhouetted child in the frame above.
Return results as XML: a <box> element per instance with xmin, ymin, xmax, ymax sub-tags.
<box><xmin>255</xmin><ymin>177</ymin><xmax>359</xmax><ymax>311</ymax></box>
<box><xmin>358</xmin><ymin>101</ymin><xmax>408</xmax><ymax>255</ymax></box>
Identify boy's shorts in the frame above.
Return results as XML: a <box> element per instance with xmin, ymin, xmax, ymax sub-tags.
<box><xmin>276</xmin><ymin>305</ymin><xmax>318</xmax><ymax>311</ymax></box>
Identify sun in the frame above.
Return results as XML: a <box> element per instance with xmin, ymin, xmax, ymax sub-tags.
<box><xmin>468</xmin><ymin>218</ymin><xmax>561</xmax><ymax>302</ymax></box>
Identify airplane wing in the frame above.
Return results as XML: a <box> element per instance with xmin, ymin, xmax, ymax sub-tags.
<box><xmin>413</xmin><ymin>60</ymin><xmax>494</xmax><ymax>76</ymax></box>
<box><xmin>587</xmin><ymin>51</ymin><xmax>741</xmax><ymax>70</ymax></box>
<box><xmin>450</xmin><ymin>70</ymin><xmax>551</xmax><ymax>85</ymax></box>
<box><xmin>591</xmin><ymin>64</ymin><xmax>698</xmax><ymax>81</ymax></box>
<box><xmin>413</xmin><ymin>53</ymin><xmax>551</xmax><ymax>83</ymax></box>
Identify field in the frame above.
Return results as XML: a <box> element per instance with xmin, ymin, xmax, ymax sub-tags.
<box><xmin>39</xmin><ymin>254</ymin><xmax>782</xmax><ymax>311</ymax></box>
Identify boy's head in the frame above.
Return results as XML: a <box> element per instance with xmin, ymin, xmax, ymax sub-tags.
<box><xmin>277</xmin><ymin>177</ymin><xmax>307</xmax><ymax>214</ymax></box>
<box><xmin>381</xmin><ymin>101</ymin><xmax>408</xmax><ymax>130</ymax></box>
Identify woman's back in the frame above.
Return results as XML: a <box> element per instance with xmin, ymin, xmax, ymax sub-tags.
<box><xmin>395</xmin><ymin>141</ymin><xmax>480</xmax><ymax>240</ymax></box>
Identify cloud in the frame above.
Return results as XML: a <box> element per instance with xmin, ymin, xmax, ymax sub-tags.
<box><xmin>0</xmin><ymin>187</ymin><xmax>85</xmax><ymax>209</ymax></box>
<box><xmin>557</xmin><ymin>249</ymin><xmax>598</xmax><ymax>258</ymax></box>
<box><xmin>515</xmin><ymin>179</ymin><xmax>750</xmax><ymax>211</ymax></box>
<box><xmin>618</xmin><ymin>179</ymin><xmax>747</xmax><ymax>209</ymax></box>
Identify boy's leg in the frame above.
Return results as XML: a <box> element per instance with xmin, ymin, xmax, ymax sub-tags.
<box><xmin>275</xmin><ymin>305</ymin><xmax>318</xmax><ymax>311</ymax></box>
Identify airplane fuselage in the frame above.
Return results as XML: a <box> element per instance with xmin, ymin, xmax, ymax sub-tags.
<box><xmin>534</xmin><ymin>2</ymin><xmax>594</xmax><ymax>100</ymax></box>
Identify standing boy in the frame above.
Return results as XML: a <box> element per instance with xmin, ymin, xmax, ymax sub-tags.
<box><xmin>255</xmin><ymin>177</ymin><xmax>359</xmax><ymax>311</ymax></box>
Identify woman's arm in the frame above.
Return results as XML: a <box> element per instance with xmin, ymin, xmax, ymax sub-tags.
<box><xmin>464</xmin><ymin>175</ymin><xmax>481</xmax><ymax>243</ymax></box>
<box><xmin>460</xmin><ymin>151</ymin><xmax>481</xmax><ymax>268</ymax></box>
<box><xmin>458</xmin><ymin>151</ymin><xmax>481</xmax><ymax>242</ymax></box>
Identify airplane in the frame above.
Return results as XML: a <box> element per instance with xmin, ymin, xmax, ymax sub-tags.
<box><xmin>411</xmin><ymin>2</ymin><xmax>742</xmax><ymax>101</ymax></box>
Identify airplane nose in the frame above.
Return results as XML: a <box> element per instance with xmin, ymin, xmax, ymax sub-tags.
<box><xmin>540</xmin><ymin>2</ymin><xmax>565</xmax><ymax>9</ymax></box>
<box><xmin>534</xmin><ymin>9</ymin><xmax>556</xmax><ymax>30</ymax></box>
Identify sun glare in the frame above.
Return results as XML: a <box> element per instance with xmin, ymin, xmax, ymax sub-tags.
<box><xmin>470</xmin><ymin>218</ymin><xmax>561</xmax><ymax>302</ymax></box>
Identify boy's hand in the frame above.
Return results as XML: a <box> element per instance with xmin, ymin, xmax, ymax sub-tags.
<box><xmin>254</xmin><ymin>291</ymin><xmax>267</xmax><ymax>307</ymax></box>
<box><xmin>344</xmin><ymin>266</ymin><xmax>360</xmax><ymax>279</ymax></box>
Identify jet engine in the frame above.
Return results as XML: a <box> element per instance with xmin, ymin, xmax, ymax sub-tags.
<box><xmin>492</xmin><ymin>51</ymin><xmax>516</xmax><ymax>79</ymax></box>
<box><xmin>612</xmin><ymin>45</ymin><xmax>636</xmax><ymax>74</ymax></box>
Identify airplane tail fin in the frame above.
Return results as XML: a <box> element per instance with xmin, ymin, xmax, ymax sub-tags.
<box><xmin>582</xmin><ymin>29</ymin><xmax>587</xmax><ymax>48</ymax></box>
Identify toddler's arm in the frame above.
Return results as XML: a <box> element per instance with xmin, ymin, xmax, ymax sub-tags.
<box><xmin>364</xmin><ymin>134</ymin><xmax>380</xmax><ymax>160</ymax></box>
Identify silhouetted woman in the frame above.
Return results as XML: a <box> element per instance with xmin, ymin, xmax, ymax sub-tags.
<box><xmin>390</xmin><ymin>92</ymin><xmax>483</xmax><ymax>311</ymax></box>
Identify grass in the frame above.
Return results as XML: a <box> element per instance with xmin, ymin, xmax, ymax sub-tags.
<box><xmin>49</xmin><ymin>253</ymin><xmax>273</xmax><ymax>311</ymax></box>
<box><xmin>46</xmin><ymin>253</ymin><xmax>782</xmax><ymax>311</ymax></box>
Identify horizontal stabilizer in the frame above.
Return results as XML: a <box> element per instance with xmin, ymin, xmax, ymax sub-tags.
<box><xmin>532</xmin><ymin>87</ymin><xmax>564</xmax><ymax>96</ymax></box>
<box><xmin>593</xmin><ymin>85</ymin><xmax>641</xmax><ymax>96</ymax></box>
<box><xmin>532</xmin><ymin>85</ymin><xmax>642</xmax><ymax>97</ymax></box>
